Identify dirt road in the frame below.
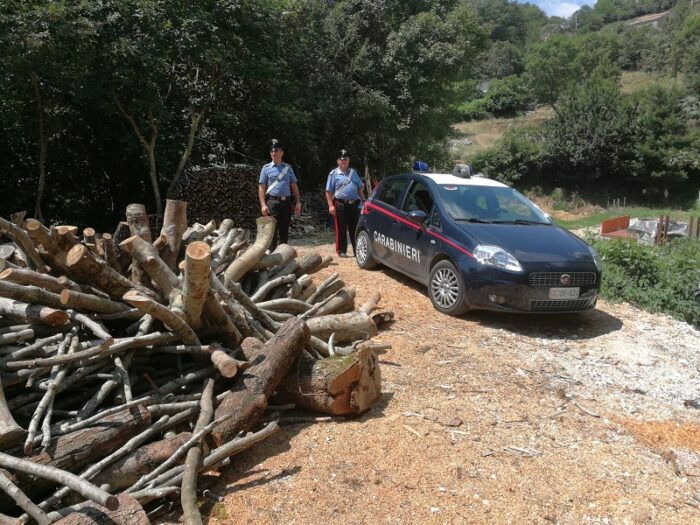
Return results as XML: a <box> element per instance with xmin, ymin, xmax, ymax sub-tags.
<box><xmin>190</xmin><ymin>240</ymin><xmax>700</xmax><ymax>524</ymax></box>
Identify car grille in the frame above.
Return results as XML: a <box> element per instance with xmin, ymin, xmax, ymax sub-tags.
<box><xmin>528</xmin><ymin>272</ymin><xmax>596</xmax><ymax>287</ymax></box>
<box><xmin>529</xmin><ymin>299</ymin><xmax>593</xmax><ymax>311</ymax></box>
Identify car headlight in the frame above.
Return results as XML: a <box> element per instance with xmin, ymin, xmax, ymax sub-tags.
<box><xmin>473</xmin><ymin>244</ymin><xmax>523</xmax><ymax>273</ymax></box>
<box><xmin>588</xmin><ymin>245</ymin><xmax>602</xmax><ymax>272</ymax></box>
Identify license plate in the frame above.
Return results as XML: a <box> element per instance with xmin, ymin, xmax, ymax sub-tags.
<box><xmin>549</xmin><ymin>287</ymin><xmax>579</xmax><ymax>299</ymax></box>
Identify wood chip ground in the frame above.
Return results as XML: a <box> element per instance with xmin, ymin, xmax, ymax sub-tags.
<box><xmin>162</xmin><ymin>235</ymin><xmax>700</xmax><ymax>524</ymax></box>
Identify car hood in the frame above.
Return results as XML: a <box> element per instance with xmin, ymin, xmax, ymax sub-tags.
<box><xmin>456</xmin><ymin>223</ymin><xmax>593</xmax><ymax>265</ymax></box>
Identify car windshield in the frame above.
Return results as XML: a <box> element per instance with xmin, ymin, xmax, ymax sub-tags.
<box><xmin>436</xmin><ymin>185</ymin><xmax>551</xmax><ymax>224</ymax></box>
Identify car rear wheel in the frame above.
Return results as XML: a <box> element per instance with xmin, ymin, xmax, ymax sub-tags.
<box><xmin>429</xmin><ymin>260</ymin><xmax>468</xmax><ymax>316</ymax></box>
<box><xmin>355</xmin><ymin>230</ymin><xmax>378</xmax><ymax>269</ymax></box>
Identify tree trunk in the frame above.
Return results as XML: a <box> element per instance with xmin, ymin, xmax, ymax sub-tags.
<box><xmin>32</xmin><ymin>73</ymin><xmax>47</xmax><ymax>224</ymax></box>
<box><xmin>276</xmin><ymin>346</ymin><xmax>381</xmax><ymax>415</ymax></box>
<box><xmin>0</xmin><ymin>405</ymin><xmax>150</xmax><ymax>508</ymax></box>
<box><xmin>212</xmin><ymin>318</ymin><xmax>310</xmax><ymax>444</ymax></box>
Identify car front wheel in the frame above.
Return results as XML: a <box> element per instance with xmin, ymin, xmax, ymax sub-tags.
<box><xmin>355</xmin><ymin>230</ymin><xmax>378</xmax><ymax>269</ymax></box>
<box><xmin>428</xmin><ymin>260</ymin><xmax>468</xmax><ymax>316</ymax></box>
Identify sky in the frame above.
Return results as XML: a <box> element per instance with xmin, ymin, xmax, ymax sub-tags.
<box><xmin>518</xmin><ymin>0</ymin><xmax>596</xmax><ymax>19</ymax></box>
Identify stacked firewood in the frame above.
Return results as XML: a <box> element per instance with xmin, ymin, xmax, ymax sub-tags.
<box><xmin>289</xmin><ymin>190</ymin><xmax>331</xmax><ymax>238</ymax></box>
<box><xmin>168</xmin><ymin>165</ymin><xmax>261</xmax><ymax>230</ymax></box>
<box><xmin>0</xmin><ymin>201</ymin><xmax>389</xmax><ymax>524</ymax></box>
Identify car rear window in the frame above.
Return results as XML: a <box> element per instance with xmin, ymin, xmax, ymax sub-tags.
<box><xmin>376</xmin><ymin>178</ymin><xmax>407</xmax><ymax>208</ymax></box>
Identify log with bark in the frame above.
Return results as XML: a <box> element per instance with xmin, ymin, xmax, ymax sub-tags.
<box><xmin>0</xmin><ymin>203</ymin><xmax>390</xmax><ymax>523</ymax></box>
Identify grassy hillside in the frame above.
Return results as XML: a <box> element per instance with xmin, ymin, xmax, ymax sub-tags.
<box><xmin>450</xmin><ymin>106</ymin><xmax>553</xmax><ymax>160</ymax></box>
<box><xmin>450</xmin><ymin>72</ymin><xmax>682</xmax><ymax>162</ymax></box>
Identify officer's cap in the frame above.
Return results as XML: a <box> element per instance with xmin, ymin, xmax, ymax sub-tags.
<box><xmin>269</xmin><ymin>139</ymin><xmax>284</xmax><ymax>150</ymax></box>
<box><xmin>337</xmin><ymin>149</ymin><xmax>350</xmax><ymax>159</ymax></box>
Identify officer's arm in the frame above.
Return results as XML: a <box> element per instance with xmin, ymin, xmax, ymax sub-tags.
<box><xmin>258</xmin><ymin>184</ymin><xmax>269</xmax><ymax>216</ymax></box>
<box><xmin>291</xmin><ymin>183</ymin><xmax>302</xmax><ymax>214</ymax></box>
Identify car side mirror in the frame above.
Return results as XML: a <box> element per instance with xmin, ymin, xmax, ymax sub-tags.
<box><xmin>408</xmin><ymin>209</ymin><xmax>428</xmax><ymax>225</ymax></box>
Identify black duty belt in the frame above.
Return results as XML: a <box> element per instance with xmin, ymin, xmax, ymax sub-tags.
<box><xmin>336</xmin><ymin>199</ymin><xmax>357</xmax><ymax>205</ymax></box>
<box><xmin>267</xmin><ymin>195</ymin><xmax>290</xmax><ymax>202</ymax></box>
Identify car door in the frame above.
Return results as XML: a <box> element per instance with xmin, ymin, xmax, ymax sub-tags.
<box><xmin>394</xmin><ymin>179</ymin><xmax>434</xmax><ymax>282</ymax></box>
<box><xmin>365</xmin><ymin>176</ymin><xmax>410</xmax><ymax>263</ymax></box>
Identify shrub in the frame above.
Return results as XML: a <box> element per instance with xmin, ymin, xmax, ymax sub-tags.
<box><xmin>593</xmin><ymin>238</ymin><xmax>700</xmax><ymax>324</ymax></box>
<box><xmin>457</xmin><ymin>98</ymin><xmax>491</xmax><ymax>121</ymax></box>
<box><xmin>471</xmin><ymin>126</ymin><xmax>543</xmax><ymax>185</ymax></box>
<box><xmin>483</xmin><ymin>75</ymin><xmax>532</xmax><ymax>117</ymax></box>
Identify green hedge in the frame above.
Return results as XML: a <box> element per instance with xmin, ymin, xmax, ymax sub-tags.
<box><xmin>593</xmin><ymin>237</ymin><xmax>700</xmax><ymax>324</ymax></box>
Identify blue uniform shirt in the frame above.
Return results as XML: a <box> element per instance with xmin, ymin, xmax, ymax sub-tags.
<box><xmin>259</xmin><ymin>162</ymin><xmax>297</xmax><ymax>197</ymax></box>
<box><xmin>325</xmin><ymin>168</ymin><xmax>363</xmax><ymax>200</ymax></box>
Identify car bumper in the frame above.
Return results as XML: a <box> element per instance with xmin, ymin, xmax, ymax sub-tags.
<box><xmin>461</xmin><ymin>266</ymin><xmax>601</xmax><ymax>313</ymax></box>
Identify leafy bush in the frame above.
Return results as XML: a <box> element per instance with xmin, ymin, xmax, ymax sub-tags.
<box><xmin>483</xmin><ymin>75</ymin><xmax>532</xmax><ymax>117</ymax></box>
<box><xmin>457</xmin><ymin>98</ymin><xmax>491</xmax><ymax>121</ymax></box>
<box><xmin>593</xmin><ymin>238</ymin><xmax>700</xmax><ymax>324</ymax></box>
<box><xmin>471</xmin><ymin>126</ymin><xmax>543</xmax><ymax>185</ymax></box>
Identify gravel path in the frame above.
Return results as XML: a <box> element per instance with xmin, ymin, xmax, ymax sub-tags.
<box><xmin>166</xmin><ymin>241</ymin><xmax>700</xmax><ymax>524</ymax></box>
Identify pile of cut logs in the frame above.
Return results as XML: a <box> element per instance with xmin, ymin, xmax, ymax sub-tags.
<box><xmin>0</xmin><ymin>201</ymin><xmax>389</xmax><ymax>524</ymax></box>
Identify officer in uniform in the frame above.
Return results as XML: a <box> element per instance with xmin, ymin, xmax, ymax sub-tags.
<box><xmin>258</xmin><ymin>139</ymin><xmax>301</xmax><ymax>250</ymax></box>
<box><xmin>325</xmin><ymin>149</ymin><xmax>365</xmax><ymax>257</ymax></box>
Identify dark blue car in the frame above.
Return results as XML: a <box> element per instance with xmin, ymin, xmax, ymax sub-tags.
<box><xmin>355</xmin><ymin>169</ymin><xmax>602</xmax><ymax>315</ymax></box>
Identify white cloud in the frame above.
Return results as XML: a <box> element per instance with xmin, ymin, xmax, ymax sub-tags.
<box><xmin>518</xmin><ymin>0</ymin><xmax>596</xmax><ymax>19</ymax></box>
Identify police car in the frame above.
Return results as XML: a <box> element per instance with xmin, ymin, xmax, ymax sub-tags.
<box><xmin>355</xmin><ymin>167</ymin><xmax>602</xmax><ymax>315</ymax></box>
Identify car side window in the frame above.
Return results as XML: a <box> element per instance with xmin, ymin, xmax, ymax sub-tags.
<box><xmin>376</xmin><ymin>179</ymin><xmax>408</xmax><ymax>208</ymax></box>
<box><xmin>429</xmin><ymin>207</ymin><xmax>441</xmax><ymax>229</ymax></box>
<box><xmin>403</xmin><ymin>182</ymin><xmax>434</xmax><ymax>215</ymax></box>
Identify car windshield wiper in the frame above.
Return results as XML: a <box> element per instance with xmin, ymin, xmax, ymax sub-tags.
<box><xmin>491</xmin><ymin>219</ymin><xmax>550</xmax><ymax>225</ymax></box>
<box><xmin>454</xmin><ymin>217</ymin><xmax>493</xmax><ymax>223</ymax></box>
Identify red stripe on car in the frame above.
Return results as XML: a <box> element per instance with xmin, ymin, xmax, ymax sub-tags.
<box><xmin>364</xmin><ymin>201</ymin><xmax>473</xmax><ymax>258</ymax></box>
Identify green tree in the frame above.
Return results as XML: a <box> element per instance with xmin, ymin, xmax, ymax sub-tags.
<box><xmin>542</xmin><ymin>78</ymin><xmax>634</xmax><ymax>187</ymax></box>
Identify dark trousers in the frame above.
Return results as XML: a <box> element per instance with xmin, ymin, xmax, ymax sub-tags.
<box><xmin>267</xmin><ymin>198</ymin><xmax>292</xmax><ymax>251</ymax></box>
<box><xmin>333</xmin><ymin>200</ymin><xmax>360</xmax><ymax>255</ymax></box>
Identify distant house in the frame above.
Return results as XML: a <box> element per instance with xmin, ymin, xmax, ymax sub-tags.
<box><xmin>626</xmin><ymin>11</ymin><xmax>670</xmax><ymax>28</ymax></box>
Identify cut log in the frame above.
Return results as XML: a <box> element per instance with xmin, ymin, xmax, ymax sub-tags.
<box><xmin>0</xmin><ymin>376</ymin><xmax>26</xmax><ymax>448</ymax></box>
<box><xmin>101</xmin><ymin>233</ymin><xmax>121</xmax><ymax>274</ymax></box>
<box><xmin>59</xmin><ymin>289</ymin><xmax>131</xmax><ymax>315</ymax></box>
<box><xmin>305</xmin><ymin>311</ymin><xmax>378</xmax><ymax>343</ymax></box>
<box><xmin>0</xmin><ymin>405</ymin><xmax>149</xmax><ymax>508</ymax></box>
<box><xmin>90</xmin><ymin>432</ymin><xmax>192</xmax><ymax>491</ymax></box>
<box><xmin>122</xmin><ymin>291</ymin><xmax>199</xmax><ymax>345</ymax></box>
<box><xmin>213</xmin><ymin>318</ymin><xmax>310</xmax><ymax>444</ymax></box>
<box><xmin>66</xmin><ymin>244</ymin><xmax>158</xmax><ymax>301</ymax></box>
<box><xmin>82</xmin><ymin>228</ymin><xmax>96</xmax><ymax>246</ymax></box>
<box><xmin>0</xmin><ymin>280</ymin><xmax>64</xmax><ymax>310</ymax></box>
<box><xmin>51</xmin><ymin>494</ymin><xmax>148</xmax><ymax>525</ymax></box>
<box><xmin>53</xmin><ymin>226</ymin><xmax>79</xmax><ymax>251</ymax></box>
<box><xmin>159</xmin><ymin>199</ymin><xmax>187</xmax><ymax>271</ymax></box>
<box><xmin>0</xmin><ymin>297</ymin><xmax>68</xmax><ymax>327</ymax></box>
<box><xmin>253</xmin><ymin>243</ymin><xmax>296</xmax><ymax>271</ymax></box>
<box><xmin>182</xmin><ymin>242</ymin><xmax>210</xmax><ymax>329</ymax></box>
<box><xmin>276</xmin><ymin>346</ymin><xmax>381</xmax><ymax>415</ymax></box>
<box><xmin>312</xmin><ymin>288</ymin><xmax>356</xmax><ymax>317</ymax></box>
<box><xmin>0</xmin><ymin>217</ymin><xmax>49</xmax><ymax>273</ymax></box>
<box><xmin>223</xmin><ymin>216</ymin><xmax>275</xmax><ymax>287</ymax></box>
<box><xmin>125</xmin><ymin>205</ymin><xmax>152</xmax><ymax>243</ymax></box>
<box><xmin>125</xmin><ymin>204</ymin><xmax>152</xmax><ymax>287</ymax></box>
<box><xmin>0</xmin><ymin>268</ymin><xmax>67</xmax><ymax>295</ymax></box>
<box><xmin>119</xmin><ymin>236</ymin><xmax>180</xmax><ymax>298</ymax></box>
